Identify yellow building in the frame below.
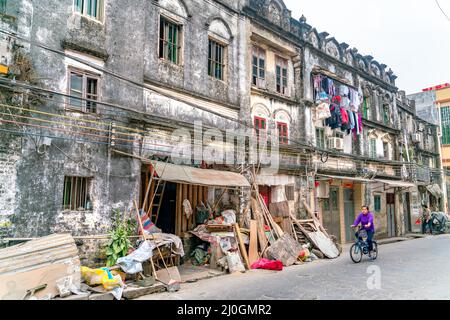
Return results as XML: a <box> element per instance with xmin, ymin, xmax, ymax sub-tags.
<box><xmin>436</xmin><ymin>84</ymin><xmax>450</xmax><ymax>212</ymax></box>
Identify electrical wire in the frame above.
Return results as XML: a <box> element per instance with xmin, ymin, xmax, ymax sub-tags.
<box><xmin>435</xmin><ymin>0</ymin><xmax>450</xmax><ymax>20</ymax></box>
<box><xmin>0</xmin><ymin>28</ymin><xmax>316</xmax><ymax>150</ymax></box>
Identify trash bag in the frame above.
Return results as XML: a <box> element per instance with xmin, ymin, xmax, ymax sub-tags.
<box><xmin>226</xmin><ymin>251</ymin><xmax>245</xmax><ymax>273</ymax></box>
<box><xmin>250</xmin><ymin>258</ymin><xmax>283</xmax><ymax>271</ymax></box>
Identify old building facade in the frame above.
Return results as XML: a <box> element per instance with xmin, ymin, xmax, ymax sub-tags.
<box><xmin>0</xmin><ymin>0</ymin><xmax>444</xmax><ymax>258</ymax></box>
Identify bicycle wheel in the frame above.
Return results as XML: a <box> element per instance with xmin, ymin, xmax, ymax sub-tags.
<box><xmin>350</xmin><ymin>244</ymin><xmax>362</xmax><ymax>263</ymax></box>
<box><xmin>371</xmin><ymin>242</ymin><xmax>378</xmax><ymax>260</ymax></box>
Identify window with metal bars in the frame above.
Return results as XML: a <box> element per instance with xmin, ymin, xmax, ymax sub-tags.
<box><xmin>441</xmin><ymin>106</ymin><xmax>450</xmax><ymax>145</ymax></box>
<box><xmin>159</xmin><ymin>16</ymin><xmax>181</xmax><ymax>64</ymax></box>
<box><xmin>276</xmin><ymin>56</ymin><xmax>288</xmax><ymax>95</ymax></box>
<box><xmin>62</xmin><ymin>176</ymin><xmax>92</xmax><ymax>211</ymax></box>
<box><xmin>252</xmin><ymin>46</ymin><xmax>266</xmax><ymax>88</ymax></box>
<box><xmin>208</xmin><ymin>39</ymin><xmax>226</xmax><ymax>80</ymax></box>
<box><xmin>68</xmin><ymin>69</ymin><xmax>99</xmax><ymax>113</ymax></box>
<box><xmin>74</xmin><ymin>0</ymin><xmax>103</xmax><ymax>21</ymax></box>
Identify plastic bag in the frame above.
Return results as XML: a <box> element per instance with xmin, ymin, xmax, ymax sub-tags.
<box><xmin>298</xmin><ymin>248</ymin><xmax>310</xmax><ymax>262</ymax></box>
<box><xmin>117</xmin><ymin>240</ymin><xmax>155</xmax><ymax>274</ymax></box>
<box><xmin>221</xmin><ymin>210</ymin><xmax>236</xmax><ymax>224</ymax></box>
<box><xmin>250</xmin><ymin>258</ymin><xmax>283</xmax><ymax>271</ymax></box>
<box><xmin>81</xmin><ymin>267</ymin><xmax>123</xmax><ymax>290</ymax></box>
<box><xmin>226</xmin><ymin>251</ymin><xmax>245</xmax><ymax>273</ymax></box>
<box><xmin>316</xmin><ymin>102</ymin><xmax>331</xmax><ymax>120</ymax></box>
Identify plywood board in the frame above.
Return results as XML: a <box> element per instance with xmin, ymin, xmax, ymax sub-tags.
<box><xmin>0</xmin><ymin>261</ymin><xmax>80</xmax><ymax>300</ymax></box>
<box><xmin>248</xmin><ymin>220</ymin><xmax>258</xmax><ymax>265</ymax></box>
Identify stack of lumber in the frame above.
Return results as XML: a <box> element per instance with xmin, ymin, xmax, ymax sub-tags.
<box><xmin>289</xmin><ymin>201</ymin><xmax>340</xmax><ymax>259</ymax></box>
<box><xmin>246</xmin><ymin>168</ymin><xmax>301</xmax><ymax>267</ymax></box>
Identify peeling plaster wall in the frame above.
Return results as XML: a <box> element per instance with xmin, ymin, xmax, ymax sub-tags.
<box><xmin>2</xmin><ymin>0</ymin><xmax>247</xmax><ymax>241</ymax></box>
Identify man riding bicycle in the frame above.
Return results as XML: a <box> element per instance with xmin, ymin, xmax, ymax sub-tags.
<box><xmin>351</xmin><ymin>205</ymin><xmax>376</xmax><ymax>258</ymax></box>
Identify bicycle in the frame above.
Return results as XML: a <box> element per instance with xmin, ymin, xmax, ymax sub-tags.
<box><xmin>349</xmin><ymin>226</ymin><xmax>378</xmax><ymax>263</ymax></box>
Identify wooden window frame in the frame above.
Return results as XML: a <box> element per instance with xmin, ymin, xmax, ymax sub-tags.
<box><xmin>441</xmin><ymin>106</ymin><xmax>450</xmax><ymax>145</ymax></box>
<box><xmin>62</xmin><ymin>176</ymin><xmax>92</xmax><ymax>211</ymax></box>
<box><xmin>159</xmin><ymin>15</ymin><xmax>182</xmax><ymax>65</ymax></box>
<box><xmin>362</xmin><ymin>96</ymin><xmax>370</xmax><ymax>120</ymax></box>
<box><xmin>277</xmin><ymin>121</ymin><xmax>288</xmax><ymax>145</ymax></box>
<box><xmin>208</xmin><ymin>38</ymin><xmax>227</xmax><ymax>81</ymax></box>
<box><xmin>316</xmin><ymin>127</ymin><xmax>326</xmax><ymax>149</ymax></box>
<box><xmin>275</xmin><ymin>56</ymin><xmax>288</xmax><ymax>95</ymax></box>
<box><xmin>252</xmin><ymin>46</ymin><xmax>266</xmax><ymax>88</ymax></box>
<box><xmin>67</xmin><ymin>67</ymin><xmax>100</xmax><ymax>114</ymax></box>
<box><xmin>374</xmin><ymin>195</ymin><xmax>381</xmax><ymax>212</ymax></box>
<box><xmin>369</xmin><ymin>138</ymin><xmax>377</xmax><ymax>158</ymax></box>
<box><xmin>73</xmin><ymin>0</ymin><xmax>105</xmax><ymax>22</ymax></box>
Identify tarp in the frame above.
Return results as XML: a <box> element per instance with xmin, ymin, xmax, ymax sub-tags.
<box><xmin>427</xmin><ymin>184</ymin><xmax>443</xmax><ymax>198</ymax></box>
<box><xmin>144</xmin><ymin>160</ymin><xmax>251</xmax><ymax>188</ymax></box>
<box><xmin>375</xmin><ymin>179</ymin><xmax>416</xmax><ymax>188</ymax></box>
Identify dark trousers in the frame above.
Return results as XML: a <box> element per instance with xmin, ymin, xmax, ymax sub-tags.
<box><xmin>355</xmin><ymin>230</ymin><xmax>374</xmax><ymax>252</ymax></box>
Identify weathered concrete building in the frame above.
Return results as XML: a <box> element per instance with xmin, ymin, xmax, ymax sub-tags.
<box><xmin>0</xmin><ymin>0</ymin><xmax>444</xmax><ymax>261</ymax></box>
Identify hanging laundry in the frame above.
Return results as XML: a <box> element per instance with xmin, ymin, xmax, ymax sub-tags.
<box><xmin>341</xmin><ymin>96</ymin><xmax>351</xmax><ymax>109</ymax></box>
<box><xmin>325</xmin><ymin>103</ymin><xmax>342</xmax><ymax>129</ymax></box>
<box><xmin>327</xmin><ymin>78</ymin><xmax>336</xmax><ymax>96</ymax></box>
<box><xmin>340</xmin><ymin>108</ymin><xmax>351</xmax><ymax>132</ymax></box>
<box><xmin>339</xmin><ymin>84</ymin><xmax>349</xmax><ymax>97</ymax></box>
<box><xmin>349</xmin><ymin>111</ymin><xmax>356</xmax><ymax>130</ymax></box>
<box><xmin>316</xmin><ymin>102</ymin><xmax>331</xmax><ymax>121</ymax></box>
<box><xmin>358</xmin><ymin>113</ymin><xmax>363</xmax><ymax>133</ymax></box>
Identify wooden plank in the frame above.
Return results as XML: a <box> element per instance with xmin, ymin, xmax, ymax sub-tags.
<box><xmin>251</xmin><ymin>197</ymin><xmax>269</xmax><ymax>255</ymax></box>
<box><xmin>248</xmin><ymin>220</ymin><xmax>258</xmax><ymax>265</ymax></box>
<box><xmin>181</xmin><ymin>184</ymin><xmax>189</xmax><ymax>230</ymax></box>
<box><xmin>176</xmin><ymin>184</ymin><xmax>182</xmax><ymax>236</ymax></box>
<box><xmin>234</xmin><ymin>223</ymin><xmax>250</xmax><ymax>270</ymax></box>
<box><xmin>192</xmin><ymin>185</ymin><xmax>198</xmax><ymax>230</ymax></box>
<box><xmin>302</xmin><ymin>200</ymin><xmax>330</xmax><ymax>238</ymax></box>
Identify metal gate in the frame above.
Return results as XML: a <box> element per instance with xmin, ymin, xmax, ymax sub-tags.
<box><xmin>322</xmin><ymin>186</ymin><xmax>341</xmax><ymax>242</ymax></box>
<box><xmin>387</xmin><ymin>193</ymin><xmax>396</xmax><ymax>237</ymax></box>
<box><xmin>344</xmin><ymin>188</ymin><xmax>355</xmax><ymax>242</ymax></box>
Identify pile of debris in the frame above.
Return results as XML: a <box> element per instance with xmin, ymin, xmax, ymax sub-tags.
<box><xmin>245</xmin><ymin>168</ymin><xmax>340</xmax><ymax>269</ymax></box>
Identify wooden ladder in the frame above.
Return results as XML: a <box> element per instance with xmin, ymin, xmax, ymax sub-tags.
<box><xmin>148</xmin><ymin>179</ymin><xmax>167</xmax><ymax>225</ymax></box>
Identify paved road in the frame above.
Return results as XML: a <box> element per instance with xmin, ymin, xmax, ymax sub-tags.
<box><xmin>138</xmin><ymin>235</ymin><xmax>450</xmax><ymax>300</ymax></box>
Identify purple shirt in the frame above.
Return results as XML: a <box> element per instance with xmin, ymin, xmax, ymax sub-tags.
<box><xmin>353</xmin><ymin>212</ymin><xmax>375</xmax><ymax>232</ymax></box>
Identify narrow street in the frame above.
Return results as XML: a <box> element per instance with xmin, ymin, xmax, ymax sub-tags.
<box><xmin>138</xmin><ymin>235</ymin><xmax>450</xmax><ymax>300</ymax></box>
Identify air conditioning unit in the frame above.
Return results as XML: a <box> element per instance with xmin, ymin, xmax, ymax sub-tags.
<box><xmin>316</xmin><ymin>181</ymin><xmax>330</xmax><ymax>198</ymax></box>
<box><xmin>328</xmin><ymin>137</ymin><xmax>344</xmax><ymax>151</ymax></box>
<box><xmin>411</xmin><ymin>133</ymin><xmax>421</xmax><ymax>143</ymax></box>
